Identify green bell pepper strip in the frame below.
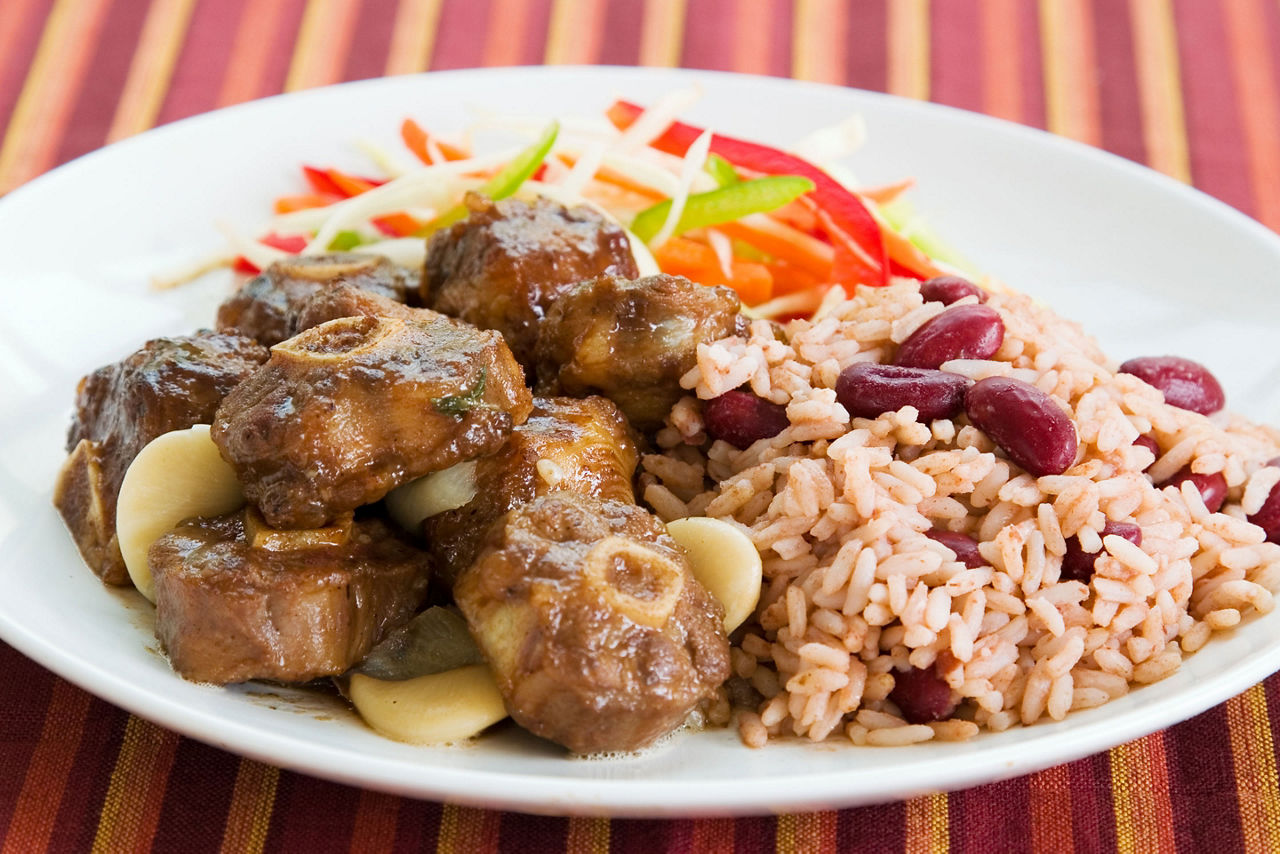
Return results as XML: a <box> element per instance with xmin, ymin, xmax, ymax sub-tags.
<box><xmin>630</xmin><ymin>175</ymin><xmax>815</xmax><ymax>244</ymax></box>
<box><xmin>423</xmin><ymin>121</ymin><xmax>560</xmax><ymax>232</ymax></box>
<box><xmin>327</xmin><ymin>229</ymin><xmax>365</xmax><ymax>251</ymax></box>
<box><xmin>704</xmin><ymin>154</ymin><xmax>739</xmax><ymax>187</ymax></box>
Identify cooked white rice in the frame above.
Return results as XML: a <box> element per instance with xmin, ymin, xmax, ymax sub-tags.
<box><xmin>645</xmin><ymin>280</ymin><xmax>1280</xmax><ymax>746</ymax></box>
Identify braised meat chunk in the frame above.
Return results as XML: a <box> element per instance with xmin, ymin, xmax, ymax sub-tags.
<box><xmin>454</xmin><ymin>492</ymin><xmax>729</xmax><ymax>754</ymax></box>
<box><xmin>425</xmin><ymin>396</ymin><xmax>639</xmax><ymax>587</ymax></box>
<box><xmin>213</xmin><ymin>313</ymin><xmax>532</xmax><ymax>530</ymax></box>
<box><xmin>423</xmin><ymin>195</ymin><xmax>639</xmax><ymax>363</ymax></box>
<box><xmin>151</xmin><ymin>509</ymin><xmax>429</xmax><ymax>684</ymax></box>
<box><xmin>217</xmin><ymin>253</ymin><xmax>414</xmax><ymax>346</ymax></box>
<box><xmin>294</xmin><ymin>281</ymin><xmax>425</xmax><ymax>332</ymax></box>
<box><xmin>54</xmin><ymin>331</ymin><xmax>268</xmax><ymax>584</ymax></box>
<box><xmin>535</xmin><ymin>274</ymin><xmax>741</xmax><ymax>431</ymax></box>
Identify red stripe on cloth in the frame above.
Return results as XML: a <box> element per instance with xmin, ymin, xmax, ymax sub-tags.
<box><xmin>1029</xmin><ymin>763</ymin><xmax>1074</xmax><ymax>853</ymax></box>
<box><xmin>262</xmin><ymin>775</ymin><xmax>362</xmax><ymax>850</ymax></box>
<box><xmin>381</xmin><ymin>794</ymin><xmax>444</xmax><ymax>851</ymax></box>
<box><xmin>1070</xmin><ymin>751</ymin><xmax>1117</xmax><ymax>852</ymax></box>
<box><xmin>216</xmin><ymin>0</ymin><xmax>304</xmax><ymax>107</ymax></box>
<box><xmin>518</xmin><ymin>0</ymin><xmax>554</xmax><ymax>65</ymax></box>
<box><xmin>1171</xmin><ymin>0</ymin><xmax>1251</xmax><ymax>212</ymax></box>
<box><xmin>52</xmin><ymin>0</ymin><xmax>150</xmax><ymax>166</ymax></box>
<box><xmin>147</xmin><ymin>740</ymin><xmax>239</xmax><ymax>851</ymax></box>
<box><xmin>1091</xmin><ymin>0</ymin><xmax>1146</xmax><ymax>164</ymax></box>
<box><xmin>929</xmin><ymin>0</ymin><xmax>981</xmax><ymax>111</ymax></box>
<box><xmin>1016</xmin><ymin>0</ymin><xmax>1047</xmax><ymax>128</ymax></box>
<box><xmin>838</xmin><ymin>800</ymin><xmax>904</xmax><ymax>851</ymax></box>
<box><xmin>483</xmin><ymin>0</ymin><xmax>533</xmax><ymax>66</ymax></box>
<box><xmin>343</xmin><ymin>0</ymin><xmax>402</xmax><ymax>81</ymax></box>
<box><xmin>950</xmin><ymin>777</ymin><xmax>1032</xmax><ymax>851</ymax></box>
<box><xmin>430</xmin><ymin>0</ymin><xmax>490</xmax><ymax>69</ymax></box>
<box><xmin>1166</xmin><ymin>703</ymin><xmax>1247</xmax><ymax>853</ymax></box>
<box><xmin>348</xmin><ymin>789</ymin><xmax>400</xmax><ymax>853</ymax></box>
<box><xmin>0</xmin><ymin>0</ymin><xmax>55</xmax><ymax>140</ymax></box>
<box><xmin>1223</xmin><ymin>0</ymin><xmax>1280</xmax><ymax>231</ymax></box>
<box><xmin>497</xmin><ymin>814</ymin><xmax>569</xmax><ymax>850</ymax></box>
<box><xmin>45</xmin><ymin>700</ymin><xmax>129</xmax><ymax>852</ymax></box>
<box><xmin>154</xmin><ymin>0</ymin><xmax>245</xmax><ymax>125</ymax></box>
<box><xmin>599</xmin><ymin>0</ymin><xmax>643</xmax><ymax>65</ymax></box>
<box><xmin>845</xmin><ymin>0</ymin><xmax>887</xmax><ymax>91</ymax></box>
<box><xmin>682</xmin><ymin>0</ymin><xmax>736</xmax><ymax>71</ymax></box>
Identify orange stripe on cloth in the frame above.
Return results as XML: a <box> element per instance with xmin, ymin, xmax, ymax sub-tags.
<box><xmin>791</xmin><ymin>0</ymin><xmax>848</xmax><ymax>83</ymax></box>
<box><xmin>1108</xmin><ymin>734</ymin><xmax>1175</xmax><ymax>854</ymax></box>
<box><xmin>106</xmin><ymin>0</ymin><xmax>197</xmax><ymax>142</ymax></box>
<box><xmin>435</xmin><ymin>804</ymin><xmax>500</xmax><ymax>853</ymax></box>
<box><xmin>775</xmin><ymin>811</ymin><xmax>836</xmax><ymax>854</ymax></box>
<box><xmin>1221</xmin><ymin>0</ymin><xmax>1280</xmax><ymax>231</ymax></box>
<box><xmin>1038</xmin><ymin>0</ymin><xmax>1101</xmax><ymax>145</ymax></box>
<box><xmin>347</xmin><ymin>789</ymin><xmax>400</xmax><ymax>854</ymax></box>
<box><xmin>565</xmin><ymin>816</ymin><xmax>610</xmax><ymax>854</ymax></box>
<box><xmin>1028</xmin><ymin>763</ymin><xmax>1074</xmax><ymax>854</ymax></box>
<box><xmin>0</xmin><ymin>681</ymin><xmax>91</xmax><ymax>854</ymax></box>
<box><xmin>1227</xmin><ymin>685</ymin><xmax>1280</xmax><ymax>854</ymax></box>
<box><xmin>285</xmin><ymin>0</ymin><xmax>362</xmax><ymax>91</ymax></box>
<box><xmin>731</xmin><ymin>0</ymin><xmax>776</xmax><ymax>74</ymax></box>
<box><xmin>485</xmin><ymin>0</ymin><xmax>533</xmax><ymax>66</ymax></box>
<box><xmin>887</xmin><ymin>0</ymin><xmax>930</xmax><ymax>100</ymax></box>
<box><xmin>1127</xmin><ymin>0</ymin><xmax>1190</xmax><ymax>181</ymax></box>
<box><xmin>545</xmin><ymin>0</ymin><xmax>606</xmax><ymax>65</ymax></box>
<box><xmin>0</xmin><ymin>0</ymin><xmax>112</xmax><ymax>194</ymax></box>
<box><xmin>903</xmin><ymin>792</ymin><xmax>949</xmax><ymax>854</ymax></box>
<box><xmin>385</xmin><ymin>0</ymin><xmax>443</xmax><ymax>74</ymax></box>
<box><xmin>217</xmin><ymin>0</ymin><xmax>293</xmax><ymax>106</ymax></box>
<box><xmin>219</xmin><ymin>759</ymin><xmax>280</xmax><ymax>854</ymax></box>
<box><xmin>690</xmin><ymin>817</ymin><xmax>736</xmax><ymax>853</ymax></box>
<box><xmin>979</xmin><ymin>0</ymin><xmax>1024</xmax><ymax>122</ymax></box>
<box><xmin>638</xmin><ymin>0</ymin><xmax>687</xmax><ymax>67</ymax></box>
<box><xmin>0</xmin><ymin>0</ymin><xmax>44</xmax><ymax>93</ymax></box>
<box><xmin>89</xmin><ymin>717</ymin><xmax>180</xmax><ymax>854</ymax></box>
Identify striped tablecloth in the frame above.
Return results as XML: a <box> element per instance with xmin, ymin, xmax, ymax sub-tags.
<box><xmin>3</xmin><ymin>1</ymin><xmax>1280</xmax><ymax>851</ymax></box>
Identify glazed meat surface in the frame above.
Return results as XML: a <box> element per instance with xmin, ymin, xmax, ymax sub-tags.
<box><xmin>423</xmin><ymin>195</ymin><xmax>639</xmax><ymax>364</ymax></box>
<box><xmin>213</xmin><ymin>313</ymin><xmax>532</xmax><ymax>529</ymax></box>
<box><xmin>425</xmin><ymin>396</ymin><xmax>639</xmax><ymax>587</ymax></box>
<box><xmin>453</xmin><ymin>492</ymin><xmax>729</xmax><ymax>754</ymax></box>
<box><xmin>216</xmin><ymin>253</ymin><xmax>414</xmax><ymax>346</ymax></box>
<box><xmin>535</xmin><ymin>274</ymin><xmax>741</xmax><ymax>431</ymax></box>
<box><xmin>151</xmin><ymin>510</ymin><xmax>429</xmax><ymax>684</ymax></box>
<box><xmin>294</xmin><ymin>280</ymin><xmax>425</xmax><ymax>332</ymax></box>
<box><xmin>54</xmin><ymin>331</ymin><xmax>268</xmax><ymax>584</ymax></box>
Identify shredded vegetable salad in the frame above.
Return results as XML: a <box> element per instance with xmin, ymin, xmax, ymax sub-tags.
<box><xmin>202</xmin><ymin>92</ymin><xmax>971</xmax><ymax>319</ymax></box>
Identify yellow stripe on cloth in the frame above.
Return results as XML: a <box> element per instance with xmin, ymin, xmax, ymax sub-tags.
<box><xmin>545</xmin><ymin>0</ymin><xmax>606</xmax><ymax>65</ymax></box>
<box><xmin>106</xmin><ymin>0</ymin><xmax>198</xmax><ymax>143</ymax></box>
<box><xmin>775</xmin><ymin>811</ymin><xmax>836</xmax><ymax>854</ymax></box>
<box><xmin>1227</xmin><ymin>685</ymin><xmax>1280</xmax><ymax>854</ymax></box>
<box><xmin>90</xmin><ymin>717</ymin><xmax>180</xmax><ymax>854</ymax></box>
<box><xmin>285</xmin><ymin>0</ymin><xmax>362</xmax><ymax>92</ymax></box>
<box><xmin>1127</xmin><ymin>0</ymin><xmax>1190</xmax><ymax>182</ymax></box>
<box><xmin>887</xmin><ymin>0</ymin><xmax>930</xmax><ymax>100</ymax></box>
<box><xmin>385</xmin><ymin>0</ymin><xmax>444</xmax><ymax>74</ymax></box>
<box><xmin>1038</xmin><ymin>0</ymin><xmax>1101</xmax><ymax>145</ymax></box>
<box><xmin>791</xmin><ymin>0</ymin><xmax>848</xmax><ymax>84</ymax></box>
<box><xmin>565</xmin><ymin>816</ymin><xmax>610</xmax><ymax>854</ymax></box>
<box><xmin>638</xmin><ymin>0</ymin><xmax>687</xmax><ymax>67</ymax></box>
<box><xmin>1108</xmin><ymin>734</ymin><xmax>1175</xmax><ymax>854</ymax></box>
<box><xmin>904</xmin><ymin>791</ymin><xmax>949</xmax><ymax>854</ymax></box>
<box><xmin>219</xmin><ymin>759</ymin><xmax>280</xmax><ymax>854</ymax></box>
<box><xmin>0</xmin><ymin>0</ymin><xmax>113</xmax><ymax>194</ymax></box>
<box><xmin>436</xmin><ymin>804</ymin><xmax>499</xmax><ymax>853</ymax></box>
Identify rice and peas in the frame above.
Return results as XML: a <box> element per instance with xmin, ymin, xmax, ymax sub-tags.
<box><xmin>642</xmin><ymin>280</ymin><xmax>1280</xmax><ymax>747</ymax></box>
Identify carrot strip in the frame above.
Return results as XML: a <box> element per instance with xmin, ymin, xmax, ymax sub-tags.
<box><xmin>718</xmin><ymin>221</ymin><xmax>833</xmax><ymax>278</ymax></box>
<box><xmin>273</xmin><ymin>192</ymin><xmax>340</xmax><ymax>214</ymax></box>
<box><xmin>859</xmin><ymin>178</ymin><xmax>915</xmax><ymax>204</ymax></box>
<box><xmin>880</xmin><ymin>224</ymin><xmax>947</xmax><ymax>279</ymax></box>
<box><xmin>401</xmin><ymin>118</ymin><xmax>469</xmax><ymax>163</ymax></box>
<box><xmin>653</xmin><ymin>237</ymin><xmax>773</xmax><ymax>305</ymax></box>
<box><xmin>371</xmin><ymin>212</ymin><xmax>424</xmax><ymax>237</ymax></box>
<box><xmin>326</xmin><ymin>168</ymin><xmax>378</xmax><ymax>196</ymax></box>
<box><xmin>765</xmin><ymin>262</ymin><xmax>823</xmax><ymax>296</ymax></box>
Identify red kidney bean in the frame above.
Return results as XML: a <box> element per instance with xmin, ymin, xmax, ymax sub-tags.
<box><xmin>835</xmin><ymin>363</ymin><xmax>970</xmax><ymax>422</ymax></box>
<box><xmin>1119</xmin><ymin>355</ymin><xmax>1226</xmax><ymax>415</ymax></box>
<box><xmin>919</xmin><ymin>275</ymin><xmax>988</xmax><ymax>306</ymax></box>
<box><xmin>1133</xmin><ymin>434</ymin><xmax>1160</xmax><ymax>470</ymax></box>
<box><xmin>894</xmin><ymin>304</ymin><xmax>1005</xmax><ymax>370</ymax></box>
<box><xmin>1247</xmin><ymin>461</ymin><xmax>1280</xmax><ymax>543</ymax></box>
<box><xmin>1060</xmin><ymin>521</ymin><xmax>1143</xmax><ymax>583</ymax></box>
<box><xmin>703</xmin><ymin>390</ymin><xmax>790</xmax><ymax>450</ymax></box>
<box><xmin>964</xmin><ymin>377</ymin><xmax>1079</xmax><ymax>476</ymax></box>
<box><xmin>1158</xmin><ymin>465</ymin><xmax>1229</xmax><ymax>513</ymax></box>
<box><xmin>889</xmin><ymin>664</ymin><xmax>957</xmax><ymax>724</ymax></box>
<box><xmin>925</xmin><ymin>529</ymin><xmax>986</xmax><ymax>569</ymax></box>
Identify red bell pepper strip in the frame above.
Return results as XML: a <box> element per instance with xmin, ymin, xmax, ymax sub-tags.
<box><xmin>607</xmin><ymin>99</ymin><xmax>889</xmax><ymax>286</ymax></box>
<box><xmin>233</xmin><ymin>232</ymin><xmax>309</xmax><ymax>274</ymax></box>
<box><xmin>371</xmin><ymin>212</ymin><xmax>425</xmax><ymax>237</ymax></box>
<box><xmin>325</xmin><ymin>169</ymin><xmax>379</xmax><ymax>197</ymax></box>
<box><xmin>302</xmin><ymin>165</ymin><xmax>345</xmax><ymax>196</ymax></box>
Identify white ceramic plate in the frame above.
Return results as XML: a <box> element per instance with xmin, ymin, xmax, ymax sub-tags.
<box><xmin>2</xmin><ymin>67</ymin><xmax>1279</xmax><ymax>818</ymax></box>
